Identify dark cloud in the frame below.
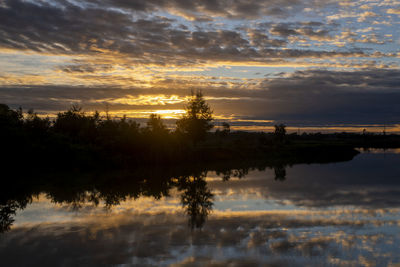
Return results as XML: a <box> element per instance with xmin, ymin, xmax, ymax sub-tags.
<box><xmin>60</xmin><ymin>64</ymin><xmax>113</xmax><ymax>73</ymax></box>
<box><xmin>217</xmin><ymin>68</ymin><xmax>400</xmax><ymax>124</ymax></box>
<box><xmin>91</xmin><ymin>0</ymin><xmax>304</xmax><ymax>19</ymax></box>
<box><xmin>0</xmin><ymin>0</ymin><xmax>140</xmax><ymax>54</ymax></box>
<box><xmin>1</xmin><ymin>69</ymin><xmax>399</xmax><ymax>124</ymax></box>
<box><xmin>0</xmin><ymin>0</ymin><xmax>372</xmax><ymax>66</ymax></box>
<box><xmin>266</xmin><ymin>22</ymin><xmax>335</xmax><ymax>40</ymax></box>
<box><xmin>247</xmin><ymin>29</ymin><xmax>287</xmax><ymax>48</ymax></box>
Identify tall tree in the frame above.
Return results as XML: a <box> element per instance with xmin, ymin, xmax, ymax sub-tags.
<box><xmin>176</xmin><ymin>90</ymin><xmax>214</xmax><ymax>144</ymax></box>
<box><xmin>146</xmin><ymin>114</ymin><xmax>168</xmax><ymax>135</ymax></box>
<box><xmin>274</xmin><ymin>124</ymin><xmax>286</xmax><ymax>144</ymax></box>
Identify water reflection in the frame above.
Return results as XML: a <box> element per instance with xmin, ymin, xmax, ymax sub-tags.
<box><xmin>274</xmin><ymin>165</ymin><xmax>287</xmax><ymax>181</ymax></box>
<box><xmin>1</xmin><ymin>151</ymin><xmax>400</xmax><ymax>232</ymax></box>
<box><xmin>0</xmin><ymin>197</ymin><xmax>31</xmax><ymax>233</ymax></box>
<box><xmin>0</xmin><ymin>163</ymin><xmax>302</xmax><ymax>233</ymax></box>
<box><xmin>0</xmin><ymin>165</ymin><xmax>252</xmax><ymax>233</ymax></box>
<box><xmin>1</xmin><ymin>167</ymin><xmax>276</xmax><ymax>233</ymax></box>
<box><xmin>178</xmin><ymin>173</ymin><xmax>214</xmax><ymax>229</ymax></box>
<box><xmin>0</xmin><ymin>151</ymin><xmax>400</xmax><ymax>266</ymax></box>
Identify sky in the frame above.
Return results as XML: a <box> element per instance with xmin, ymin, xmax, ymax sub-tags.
<box><xmin>0</xmin><ymin>0</ymin><xmax>399</xmax><ymax>131</ymax></box>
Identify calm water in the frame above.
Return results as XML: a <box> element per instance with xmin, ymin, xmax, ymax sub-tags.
<box><xmin>1</xmin><ymin>150</ymin><xmax>400</xmax><ymax>266</ymax></box>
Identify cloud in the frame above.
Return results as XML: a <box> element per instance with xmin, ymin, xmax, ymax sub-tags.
<box><xmin>1</xmin><ymin>68</ymin><xmax>400</xmax><ymax>125</ymax></box>
<box><xmin>356</xmin><ymin>33</ymin><xmax>387</xmax><ymax>44</ymax></box>
<box><xmin>267</xmin><ymin>22</ymin><xmax>334</xmax><ymax>41</ymax></box>
<box><xmin>0</xmin><ymin>0</ymin><xmax>398</xmax><ymax>126</ymax></box>
<box><xmin>0</xmin><ymin>0</ymin><xmax>141</xmax><ymax>54</ymax></box>
<box><xmin>0</xmin><ymin>0</ymin><xmax>388</xmax><ymax>70</ymax></box>
<box><xmin>1</xmin><ymin>206</ymin><xmax>398</xmax><ymax>266</ymax></box>
<box><xmin>252</xmin><ymin>69</ymin><xmax>400</xmax><ymax>123</ymax></box>
<box><xmin>387</xmin><ymin>8</ymin><xmax>400</xmax><ymax>15</ymax></box>
<box><xmin>219</xmin><ymin>68</ymin><xmax>400</xmax><ymax>124</ymax></box>
<box><xmin>357</xmin><ymin>11</ymin><xmax>378</xmax><ymax>22</ymax></box>
<box><xmin>90</xmin><ymin>0</ymin><xmax>305</xmax><ymax>19</ymax></box>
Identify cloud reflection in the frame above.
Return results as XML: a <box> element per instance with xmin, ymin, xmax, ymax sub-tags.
<box><xmin>1</xmin><ymin>209</ymin><xmax>399</xmax><ymax>266</ymax></box>
<box><xmin>1</xmin><ymin>151</ymin><xmax>400</xmax><ymax>265</ymax></box>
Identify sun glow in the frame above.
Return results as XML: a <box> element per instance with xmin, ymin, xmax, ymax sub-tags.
<box><xmin>93</xmin><ymin>95</ymin><xmax>187</xmax><ymax>106</ymax></box>
<box><xmin>108</xmin><ymin>109</ymin><xmax>186</xmax><ymax>119</ymax></box>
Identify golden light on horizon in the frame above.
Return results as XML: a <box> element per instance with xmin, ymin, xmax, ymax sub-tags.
<box><xmin>108</xmin><ymin>109</ymin><xmax>186</xmax><ymax>119</ymax></box>
<box><xmin>97</xmin><ymin>95</ymin><xmax>187</xmax><ymax>106</ymax></box>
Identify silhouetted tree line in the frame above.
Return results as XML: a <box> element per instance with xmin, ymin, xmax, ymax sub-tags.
<box><xmin>1</xmin><ymin>90</ymin><xmax>399</xmax><ymax>170</ymax></box>
<box><xmin>0</xmin><ymin>91</ymin><xmax>293</xmax><ymax>169</ymax></box>
<box><xmin>0</xmin><ymin>91</ymin><xmax>221</xmax><ymax>168</ymax></box>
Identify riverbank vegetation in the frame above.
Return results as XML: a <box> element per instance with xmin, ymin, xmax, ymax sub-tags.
<box><xmin>1</xmin><ymin>90</ymin><xmax>399</xmax><ymax>170</ymax></box>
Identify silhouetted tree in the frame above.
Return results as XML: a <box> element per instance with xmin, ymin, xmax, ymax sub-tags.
<box><xmin>176</xmin><ymin>90</ymin><xmax>214</xmax><ymax>144</ymax></box>
<box><xmin>53</xmin><ymin>105</ymin><xmax>100</xmax><ymax>142</ymax></box>
<box><xmin>274</xmin><ymin>124</ymin><xmax>286</xmax><ymax>144</ymax></box>
<box><xmin>215</xmin><ymin>122</ymin><xmax>230</xmax><ymax>138</ymax></box>
<box><xmin>0</xmin><ymin>104</ymin><xmax>23</xmax><ymax>128</ymax></box>
<box><xmin>0</xmin><ymin>105</ymin><xmax>25</xmax><ymax>160</ymax></box>
<box><xmin>145</xmin><ymin>114</ymin><xmax>169</xmax><ymax>135</ymax></box>
<box><xmin>221</xmin><ymin>122</ymin><xmax>230</xmax><ymax>136</ymax></box>
<box><xmin>24</xmin><ymin>109</ymin><xmax>50</xmax><ymax>134</ymax></box>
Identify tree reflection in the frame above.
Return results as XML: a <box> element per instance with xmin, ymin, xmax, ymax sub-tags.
<box><xmin>178</xmin><ymin>172</ymin><xmax>214</xmax><ymax>229</ymax></box>
<box><xmin>0</xmin><ymin>197</ymin><xmax>31</xmax><ymax>233</ymax></box>
<box><xmin>0</xmin><ymin>155</ymin><xmax>359</xmax><ymax>233</ymax></box>
<box><xmin>0</xmin><ymin>203</ymin><xmax>16</xmax><ymax>233</ymax></box>
<box><xmin>274</xmin><ymin>165</ymin><xmax>287</xmax><ymax>181</ymax></box>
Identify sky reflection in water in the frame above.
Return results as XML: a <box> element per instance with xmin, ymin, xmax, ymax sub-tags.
<box><xmin>1</xmin><ymin>150</ymin><xmax>400</xmax><ymax>266</ymax></box>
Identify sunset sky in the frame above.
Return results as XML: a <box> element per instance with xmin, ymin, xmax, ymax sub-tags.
<box><xmin>1</xmin><ymin>0</ymin><xmax>399</xmax><ymax>131</ymax></box>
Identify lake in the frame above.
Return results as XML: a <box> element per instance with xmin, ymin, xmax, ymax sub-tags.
<box><xmin>0</xmin><ymin>149</ymin><xmax>399</xmax><ymax>266</ymax></box>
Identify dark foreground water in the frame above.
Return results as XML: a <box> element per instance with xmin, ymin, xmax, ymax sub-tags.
<box><xmin>1</xmin><ymin>149</ymin><xmax>400</xmax><ymax>266</ymax></box>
